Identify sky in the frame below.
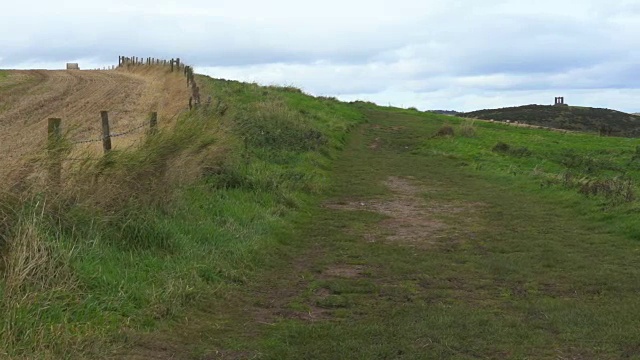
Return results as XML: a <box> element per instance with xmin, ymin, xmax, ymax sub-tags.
<box><xmin>1</xmin><ymin>0</ymin><xmax>639</xmax><ymax>113</ymax></box>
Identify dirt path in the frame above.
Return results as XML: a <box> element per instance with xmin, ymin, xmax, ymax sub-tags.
<box><xmin>0</xmin><ymin>68</ymin><xmax>189</xmax><ymax>183</ymax></box>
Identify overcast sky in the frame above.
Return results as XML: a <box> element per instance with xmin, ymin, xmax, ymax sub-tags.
<box><xmin>1</xmin><ymin>0</ymin><xmax>639</xmax><ymax>112</ymax></box>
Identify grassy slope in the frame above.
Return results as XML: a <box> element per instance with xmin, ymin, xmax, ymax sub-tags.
<box><xmin>4</xmin><ymin>75</ymin><xmax>640</xmax><ymax>358</ymax></box>
<box><xmin>461</xmin><ymin>105</ymin><xmax>640</xmax><ymax>136</ymax></box>
<box><xmin>0</xmin><ymin>75</ymin><xmax>362</xmax><ymax>358</ymax></box>
<box><xmin>140</xmin><ymin>106</ymin><xmax>640</xmax><ymax>359</ymax></box>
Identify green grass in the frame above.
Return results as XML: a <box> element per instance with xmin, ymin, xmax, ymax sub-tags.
<box><xmin>142</xmin><ymin>107</ymin><xmax>640</xmax><ymax>359</ymax></box>
<box><xmin>414</xmin><ymin>115</ymin><xmax>640</xmax><ymax>239</ymax></box>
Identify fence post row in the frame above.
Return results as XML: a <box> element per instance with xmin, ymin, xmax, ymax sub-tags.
<box><xmin>115</xmin><ymin>54</ymin><xmax>202</xmax><ymax>115</ymax></box>
<box><xmin>117</xmin><ymin>55</ymin><xmax>192</xmax><ymax>78</ymax></box>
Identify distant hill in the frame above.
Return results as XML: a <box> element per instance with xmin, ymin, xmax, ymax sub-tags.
<box><xmin>427</xmin><ymin>110</ymin><xmax>459</xmax><ymax>116</ymax></box>
<box><xmin>461</xmin><ymin>105</ymin><xmax>640</xmax><ymax>137</ymax></box>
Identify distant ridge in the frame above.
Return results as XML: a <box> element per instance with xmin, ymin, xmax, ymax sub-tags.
<box><xmin>461</xmin><ymin>105</ymin><xmax>640</xmax><ymax>137</ymax></box>
<box><xmin>427</xmin><ymin>110</ymin><xmax>459</xmax><ymax>116</ymax></box>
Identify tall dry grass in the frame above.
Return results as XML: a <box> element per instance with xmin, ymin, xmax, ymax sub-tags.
<box><xmin>1</xmin><ymin>205</ymin><xmax>82</xmax><ymax>357</ymax></box>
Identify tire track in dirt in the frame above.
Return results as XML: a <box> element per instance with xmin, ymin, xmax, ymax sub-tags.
<box><xmin>0</xmin><ymin>69</ymin><xmax>190</xmax><ymax>184</ymax></box>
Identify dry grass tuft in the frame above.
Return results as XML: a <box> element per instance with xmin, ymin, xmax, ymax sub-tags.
<box><xmin>433</xmin><ymin>124</ymin><xmax>455</xmax><ymax>138</ymax></box>
<box><xmin>458</xmin><ymin>119</ymin><xmax>477</xmax><ymax>137</ymax></box>
<box><xmin>1</xmin><ymin>207</ymin><xmax>80</xmax><ymax>355</ymax></box>
<box><xmin>2</xmin><ymin>210</ymin><xmax>73</xmax><ymax>298</ymax></box>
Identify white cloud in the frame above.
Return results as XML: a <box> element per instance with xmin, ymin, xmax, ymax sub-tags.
<box><xmin>1</xmin><ymin>0</ymin><xmax>639</xmax><ymax>112</ymax></box>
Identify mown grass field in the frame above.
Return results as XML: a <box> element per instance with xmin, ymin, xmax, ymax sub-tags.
<box><xmin>2</xmin><ymin>74</ymin><xmax>640</xmax><ymax>359</ymax></box>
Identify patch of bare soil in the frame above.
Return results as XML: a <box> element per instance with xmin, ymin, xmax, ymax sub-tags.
<box><xmin>369</xmin><ymin>137</ymin><xmax>382</xmax><ymax>150</ymax></box>
<box><xmin>324</xmin><ymin>264</ymin><xmax>365</xmax><ymax>278</ymax></box>
<box><xmin>259</xmin><ymin>265</ymin><xmax>370</xmax><ymax>324</ymax></box>
<box><xmin>370</xmin><ymin>124</ymin><xmax>406</xmax><ymax>132</ymax></box>
<box><xmin>326</xmin><ymin>176</ymin><xmax>482</xmax><ymax>248</ymax></box>
<box><xmin>201</xmin><ymin>350</ymin><xmax>261</xmax><ymax>360</ymax></box>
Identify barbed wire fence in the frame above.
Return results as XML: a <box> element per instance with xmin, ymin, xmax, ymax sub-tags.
<box><xmin>46</xmin><ymin>111</ymin><xmax>156</xmax><ymax>165</ymax></box>
<box><xmin>39</xmin><ymin>56</ymin><xmax>203</xmax><ymax>183</ymax></box>
<box><xmin>69</xmin><ymin>118</ymin><xmax>151</xmax><ymax>145</ymax></box>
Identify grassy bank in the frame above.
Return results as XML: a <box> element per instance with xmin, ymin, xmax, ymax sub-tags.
<box><xmin>0</xmin><ymin>76</ymin><xmax>362</xmax><ymax>358</ymax></box>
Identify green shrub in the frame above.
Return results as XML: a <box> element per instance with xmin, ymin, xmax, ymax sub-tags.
<box><xmin>557</xmin><ymin>149</ymin><xmax>622</xmax><ymax>174</ymax></box>
<box><xmin>433</xmin><ymin>125</ymin><xmax>455</xmax><ymax>138</ymax></box>
<box><xmin>458</xmin><ymin>120</ymin><xmax>477</xmax><ymax>137</ymax></box>
<box><xmin>578</xmin><ymin>177</ymin><xmax>635</xmax><ymax>204</ymax></box>
<box><xmin>236</xmin><ymin>102</ymin><xmax>327</xmax><ymax>152</ymax></box>
<box><xmin>492</xmin><ymin>142</ymin><xmax>532</xmax><ymax>157</ymax></box>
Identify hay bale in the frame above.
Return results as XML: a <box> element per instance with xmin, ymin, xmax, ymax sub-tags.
<box><xmin>66</xmin><ymin>63</ymin><xmax>79</xmax><ymax>70</ymax></box>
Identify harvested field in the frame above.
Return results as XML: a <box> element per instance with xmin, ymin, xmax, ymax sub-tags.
<box><xmin>0</xmin><ymin>67</ymin><xmax>190</xmax><ymax>184</ymax></box>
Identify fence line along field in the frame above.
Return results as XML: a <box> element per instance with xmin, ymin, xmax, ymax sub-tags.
<box><xmin>0</xmin><ymin>61</ymin><xmax>191</xmax><ymax>184</ymax></box>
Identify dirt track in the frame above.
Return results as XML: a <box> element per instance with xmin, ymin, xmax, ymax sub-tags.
<box><xmin>0</xmin><ymin>68</ymin><xmax>190</xmax><ymax>182</ymax></box>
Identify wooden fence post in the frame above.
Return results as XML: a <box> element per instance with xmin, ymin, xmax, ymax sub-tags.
<box><xmin>47</xmin><ymin>118</ymin><xmax>62</xmax><ymax>185</ymax></box>
<box><xmin>101</xmin><ymin>111</ymin><xmax>112</xmax><ymax>153</ymax></box>
<box><xmin>48</xmin><ymin>118</ymin><xmax>61</xmax><ymax>143</ymax></box>
<box><xmin>48</xmin><ymin>117</ymin><xmax>61</xmax><ymax>142</ymax></box>
<box><xmin>170</xmin><ymin>59</ymin><xmax>174</xmax><ymax>72</ymax></box>
<box><xmin>150</xmin><ymin>112</ymin><xmax>157</xmax><ymax>134</ymax></box>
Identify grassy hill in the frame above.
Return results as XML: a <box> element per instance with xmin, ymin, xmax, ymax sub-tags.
<box><xmin>0</xmin><ymin>70</ymin><xmax>363</xmax><ymax>357</ymax></box>
<box><xmin>461</xmin><ymin>104</ymin><xmax>640</xmax><ymax>136</ymax></box>
<box><xmin>4</xmin><ymin>69</ymin><xmax>640</xmax><ymax>358</ymax></box>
